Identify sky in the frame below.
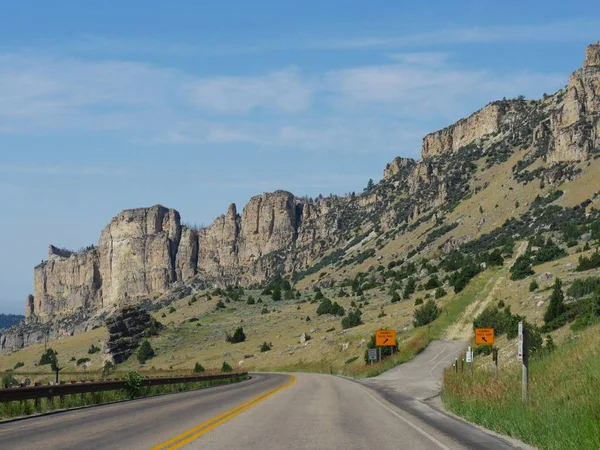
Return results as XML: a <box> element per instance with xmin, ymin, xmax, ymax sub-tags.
<box><xmin>1</xmin><ymin>1</ymin><xmax>599</xmax><ymax>314</ymax></box>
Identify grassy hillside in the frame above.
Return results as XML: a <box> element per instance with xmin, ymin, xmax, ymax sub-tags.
<box><xmin>442</xmin><ymin>323</ymin><xmax>600</xmax><ymax>450</ymax></box>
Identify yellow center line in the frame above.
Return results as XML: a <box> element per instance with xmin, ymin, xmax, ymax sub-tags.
<box><xmin>151</xmin><ymin>375</ymin><xmax>296</xmax><ymax>450</ymax></box>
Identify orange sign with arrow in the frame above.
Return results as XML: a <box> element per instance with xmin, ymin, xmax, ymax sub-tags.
<box><xmin>375</xmin><ymin>330</ymin><xmax>397</xmax><ymax>347</ymax></box>
<box><xmin>475</xmin><ymin>328</ymin><xmax>495</xmax><ymax>345</ymax></box>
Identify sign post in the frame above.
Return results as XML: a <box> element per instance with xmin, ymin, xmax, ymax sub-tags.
<box><xmin>519</xmin><ymin>321</ymin><xmax>529</xmax><ymax>404</ymax></box>
<box><xmin>375</xmin><ymin>330</ymin><xmax>397</xmax><ymax>364</ymax></box>
<box><xmin>493</xmin><ymin>348</ymin><xmax>499</xmax><ymax>378</ymax></box>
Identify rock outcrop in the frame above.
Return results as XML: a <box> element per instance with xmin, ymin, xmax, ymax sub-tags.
<box><xmin>105</xmin><ymin>305</ymin><xmax>163</xmax><ymax>364</ymax></box>
<box><xmin>547</xmin><ymin>41</ymin><xmax>600</xmax><ymax>163</ymax></box>
<box><xmin>421</xmin><ymin>101</ymin><xmax>518</xmax><ymax>158</ymax></box>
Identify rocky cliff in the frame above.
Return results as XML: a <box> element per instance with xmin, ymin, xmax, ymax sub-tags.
<box><xmin>6</xmin><ymin>40</ymin><xmax>599</xmax><ymax>353</ymax></box>
<box><xmin>547</xmin><ymin>41</ymin><xmax>600</xmax><ymax>163</ymax></box>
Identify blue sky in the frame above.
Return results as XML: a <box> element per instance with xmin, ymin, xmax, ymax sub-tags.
<box><xmin>1</xmin><ymin>1</ymin><xmax>599</xmax><ymax>314</ymax></box>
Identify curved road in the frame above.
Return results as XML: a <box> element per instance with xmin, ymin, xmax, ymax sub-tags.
<box><xmin>0</xmin><ymin>369</ymin><xmax>524</xmax><ymax>449</ymax></box>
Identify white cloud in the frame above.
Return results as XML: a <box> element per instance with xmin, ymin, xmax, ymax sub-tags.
<box><xmin>184</xmin><ymin>68</ymin><xmax>314</xmax><ymax>114</ymax></box>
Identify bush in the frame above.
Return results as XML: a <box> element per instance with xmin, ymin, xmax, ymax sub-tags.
<box><xmin>403</xmin><ymin>277</ymin><xmax>416</xmax><ymax>299</ymax></box>
<box><xmin>230</xmin><ymin>327</ymin><xmax>246</xmax><ymax>344</ymax></box>
<box><xmin>567</xmin><ymin>276</ymin><xmax>600</xmax><ymax>298</ymax></box>
<box><xmin>529</xmin><ymin>280</ymin><xmax>539</xmax><ymax>292</ymax></box>
<box><xmin>414</xmin><ymin>298</ymin><xmax>424</xmax><ymax>306</ymax></box>
<box><xmin>194</xmin><ymin>362</ymin><xmax>205</xmax><ymax>373</ymax></box>
<box><xmin>124</xmin><ymin>371</ymin><xmax>144</xmax><ymax>399</ymax></box>
<box><xmin>435</xmin><ymin>287</ymin><xmax>447</xmax><ymax>299</ymax></box>
<box><xmin>532</xmin><ymin>239</ymin><xmax>567</xmax><ymax>265</ymax></box>
<box><xmin>221</xmin><ymin>361</ymin><xmax>233</xmax><ymax>373</ymax></box>
<box><xmin>341</xmin><ymin>309</ymin><xmax>363</xmax><ymax>329</ymax></box>
<box><xmin>316</xmin><ymin>299</ymin><xmax>345</xmax><ymax>316</ymax></box>
<box><xmin>247</xmin><ymin>297</ymin><xmax>255</xmax><ymax>305</ymax></box>
<box><xmin>88</xmin><ymin>344</ymin><xmax>100</xmax><ymax>354</ymax></box>
<box><xmin>544</xmin><ymin>279</ymin><xmax>566</xmax><ymax>324</ymax></box>
<box><xmin>576</xmin><ymin>252</ymin><xmax>600</xmax><ymax>271</ymax></box>
<box><xmin>260</xmin><ymin>342</ymin><xmax>272</xmax><ymax>352</ymax></box>
<box><xmin>473</xmin><ymin>344</ymin><xmax>493</xmax><ymax>356</ymax></box>
<box><xmin>1</xmin><ymin>372</ymin><xmax>18</xmax><ymax>388</ymax></box>
<box><xmin>216</xmin><ymin>300</ymin><xmax>226</xmax><ymax>309</ymax></box>
<box><xmin>39</xmin><ymin>348</ymin><xmax>58</xmax><ymax>366</ymax></box>
<box><xmin>424</xmin><ymin>275</ymin><xmax>441</xmax><ymax>290</ymax></box>
<box><xmin>103</xmin><ymin>361</ymin><xmax>115</xmax><ymax>376</ymax></box>
<box><xmin>261</xmin><ymin>307</ymin><xmax>269</xmax><ymax>314</ymax></box>
<box><xmin>510</xmin><ymin>254</ymin><xmax>534</xmax><ymax>280</ymax></box>
<box><xmin>271</xmin><ymin>287</ymin><xmax>282</xmax><ymax>302</ymax></box>
<box><xmin>76</xmin><ymin>357</ymin><xmax>91</xmax><ymax>366</ymax></box>
<box><xmin>13</xmin><ymin>362</ymin><xmax>24</xmax><ymax>370</ymax></box>
<box><xmin>168</xmin><ymin>306</ymin><xmax>176</xmax><ymax>314</ymax></box>
<box><xmin>413</xmin><ymin>300</ymin><xmax>441</xmax><ymax>327</ymax></box>
<box><xmin>390</xmin><ymin>291</ymin><xmax>401</xmax><ymax>303</ymax></box>
<box><xmin>137</xmin><ymin>340</ymin><xmax>155</xmax><ymax>364</ymax></box>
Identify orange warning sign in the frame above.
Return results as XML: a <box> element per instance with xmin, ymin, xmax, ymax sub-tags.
<box><xmin>375</xmin><ymin>330</ymin><xmax>397</xmax><ymax>347</ymax></box>
<box><xmin>475</xmin><ymin>328</ymin><xmax>495</xmax><ymax>345</ymax></box>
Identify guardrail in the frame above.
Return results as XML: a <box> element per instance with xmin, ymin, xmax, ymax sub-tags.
<box><xmin>0</xmin><ymin>372</ymin><xmax>248</xmax><ymax>403</ymax></box>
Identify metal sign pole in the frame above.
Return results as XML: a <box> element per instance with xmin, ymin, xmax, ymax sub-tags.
<box><xmin>493</xmin><ymin>348</ymin><xmax>499</xmax><ymax>379</ymax></box>
<box><xmin>522</xmin><ymin>327</ymin><xmax>529</xmax><ymax>404</ymax></box>
<box><xmin>378</xmin><ymin>347</ymin><xmax>381</xmax><ymax>363</ymax></box>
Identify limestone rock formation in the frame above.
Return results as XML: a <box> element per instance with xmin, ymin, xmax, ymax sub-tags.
<box><xmin>547</xmin><ymin>41</ymin><xmax>600</xmax><ymax>163</ymax></box>
<box><xmin>421</xmin><ymin>101</ymin><xmax>519</xmax><ymax>158</ymax></box>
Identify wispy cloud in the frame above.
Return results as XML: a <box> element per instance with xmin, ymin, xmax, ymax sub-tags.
<box><xmin>0</xmin><ymin>44</ymin><xmax>566</xmax><ymax>156</ymax></box>
<box><xmin>184</xmin><ymin>68</ymin><xmax>314</xmax><ymax>114</ymax></box>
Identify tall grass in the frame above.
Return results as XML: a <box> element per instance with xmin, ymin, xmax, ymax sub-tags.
<box><xmin>442</xmin><ymin>324</ymin><xmax>600</xmax><ymax>450</ymax></box>
<box><xmin>0</xmin><ymin>375</ymin><xmax>246</xmax><ymax>420</ymax></box>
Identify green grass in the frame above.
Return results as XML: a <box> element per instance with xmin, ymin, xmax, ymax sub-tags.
<box><xmin>442</xmin><ymin>324</ymin><xmax>600</xmax><ymax>450</ymax></box>
<box><xmin>0</xmin><ymin>375</ymin><xmax>246</xmax><ymax>420</ymax></box>
<box><xmin>432</xmin><ymin>268</ymin><xmax>499</xmax><ymax>339</ymax></box>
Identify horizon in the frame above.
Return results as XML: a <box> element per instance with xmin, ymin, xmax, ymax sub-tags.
<box><xmin>1</xmin><ymin>1</ymin><xmax>600</xmax><ymax>314</ymax></box>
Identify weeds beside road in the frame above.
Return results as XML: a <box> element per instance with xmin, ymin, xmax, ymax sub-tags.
<box><xmin>0</xmin><ymin>373</ymin><xmax>247</xmax><ymax>421</ymax></box>
<box><xmin>442</xmin><ymin>324</ymin><xmax>600</xmax><ymax>450</ymax></box>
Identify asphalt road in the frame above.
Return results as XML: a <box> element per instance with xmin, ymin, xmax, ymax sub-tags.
<box><xmin>0</xmin><ymin>368</ymin><xmax>523</xmax><ymax>449</ymax></box>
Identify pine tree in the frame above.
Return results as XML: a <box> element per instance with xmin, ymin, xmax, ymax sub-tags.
<box><xmin>365</xmin><ymin>178</ymin><xmax>374</xmax><ymax>192</ymax></box>
<box><xmin>544</xmin><ymin>278</ymin><xmax>565</xmax><ymax>324</ymax></box>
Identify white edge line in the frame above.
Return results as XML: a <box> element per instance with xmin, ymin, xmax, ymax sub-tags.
<box><xmin>358</xmin><ymin>386</ymin><xmax>453</xmax><ymax>450</ymax></box>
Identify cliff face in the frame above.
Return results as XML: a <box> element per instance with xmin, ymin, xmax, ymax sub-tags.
<box><xmin>98</xmin><ymin>206</ymin><xmax>182</xmax><ymax>307</ymax></box>
<box><xmin>31</xmin><ymin>246</ymin><xmax>101</xmax><ymax>319</ymax></box>
<box><xmin>547</xmin><ymin>41</ymin><xmax>600</xmax><ymax>163</ymax></box>
<box><xmin>13</xmin><ymin>41</ymin><xmax>600</xmax><ymax>352</ymax></box>
<box><xmin>421</xmin><ymin>102</ymin><xmax>517</xmax><ymax>158</ymax></box>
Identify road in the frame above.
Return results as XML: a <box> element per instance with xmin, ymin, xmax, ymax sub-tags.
<box><xmin>0</xmin><ymin>346</ymin><xmax>526</xmax><ymax>450</ymax></box>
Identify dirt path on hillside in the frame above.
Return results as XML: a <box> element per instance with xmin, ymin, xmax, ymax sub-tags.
<box><xmin>442</xmin><ymin>241</ymin><xmax>528</xmax><ymax>341</ymax></box>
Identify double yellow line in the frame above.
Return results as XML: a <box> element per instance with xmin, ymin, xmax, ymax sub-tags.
<box><xmin>152</xmin><ymin>375</ymin><xmax>296</xmax><ymax>450</ymax></box>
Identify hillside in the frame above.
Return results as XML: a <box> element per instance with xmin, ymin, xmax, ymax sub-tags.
<box><xmin>1</xmin><ymin>41</ymin><xmax>599</xmax><ymax>380</ymax></box>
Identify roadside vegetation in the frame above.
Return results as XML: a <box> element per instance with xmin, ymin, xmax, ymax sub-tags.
<box><xmin>442</xmin><ymin>323</ymin><xmax>600</xmax><ymax>450</ymax></box>
<box><xmin>0</xmin><ymin>370</ymin><xmax>247</xmax><ymax>420</ymax></box>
